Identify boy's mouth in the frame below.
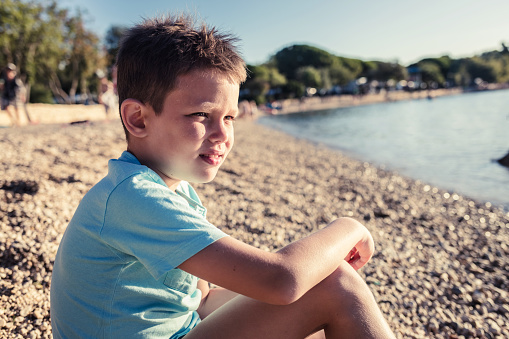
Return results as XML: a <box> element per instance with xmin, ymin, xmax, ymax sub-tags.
<box><xmin>199</xmin><ymin>153</ymin><xmax>223</xmax><ymax>166</ymax></box>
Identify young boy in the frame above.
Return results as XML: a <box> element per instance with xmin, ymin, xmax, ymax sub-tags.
<box><xmin>50</xmin><ymin>14</ymin><xmax>395</xmax><ymax>339</ymax></box>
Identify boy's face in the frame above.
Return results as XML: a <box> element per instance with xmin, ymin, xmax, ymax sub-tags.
<box><xmin>142</xmin><ymin>69</ymin><xmax>240</xmax><ymax>190</ymax></box>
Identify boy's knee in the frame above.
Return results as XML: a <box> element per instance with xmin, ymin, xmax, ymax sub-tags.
<box><xmin>317</xmin><ymin>261</ymin><xmax>376</xmax><ymax>310</ymax></box>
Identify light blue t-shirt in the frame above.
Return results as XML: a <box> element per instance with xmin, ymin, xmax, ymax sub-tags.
<box><xmin>50</xmin><ymin>151</ymin><xmax>228</xmax><ymax>339</ymax></box>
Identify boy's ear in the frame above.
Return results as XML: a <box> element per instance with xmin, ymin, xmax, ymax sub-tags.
<box><xmin>121</xmin><ymin>99</ymin><xmax>149</xmax><ymax>138</ymax></box>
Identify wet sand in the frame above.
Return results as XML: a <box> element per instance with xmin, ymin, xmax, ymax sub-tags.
<box><xmin>0</xmin><ymin>109</ymin><xmax>508</xmax><ymax>338</ymax></box>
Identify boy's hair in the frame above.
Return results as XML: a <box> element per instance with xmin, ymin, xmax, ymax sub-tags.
<box><xmin>116</xmin><ymin>13</ymin><xmax>247</xmax><ymax>132</ymax></box>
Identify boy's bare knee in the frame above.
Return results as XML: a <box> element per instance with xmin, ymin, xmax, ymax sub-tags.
<box><xmin>315</xmin><ymin>261</ymin><xmax>376</xmax><ymax>313</ymax></box>
<box><xmin>316</xmin><ymin>262</ymin><xmax>395</xmax><ymax>338</ymax></box>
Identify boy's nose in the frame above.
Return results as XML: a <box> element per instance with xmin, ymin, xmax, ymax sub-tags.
<box><xmin>208</xmin><ymin>121</ymin><xmax>229</xmax><ymax>144</ymax></box>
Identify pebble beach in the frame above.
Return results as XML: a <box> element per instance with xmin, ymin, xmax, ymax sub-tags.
<box><xmin>1</xmin><ymin>110</ymin><xmax>508</xmax><ymax>338</ymax></box>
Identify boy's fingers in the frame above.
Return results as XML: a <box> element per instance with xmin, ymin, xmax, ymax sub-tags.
<box><xmin>344</xmin><ymin>248</ymin><xmax>357</xmax><ymax>262</ymax></box>
<box><xmin>347</xmin><ymin>249</ymin><xmax>373</xmax><ymax>270</ymax></box>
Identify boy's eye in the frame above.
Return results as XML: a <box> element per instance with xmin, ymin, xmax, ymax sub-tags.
<box><xmin>225</xmin><ymin>115</ymin><xmax>236</xmax><ymax>122</ymax></box>
<box><xmin>192</xmin><ymin>112</ymin><xmax>208</xmax><ymax>117</ymax></box>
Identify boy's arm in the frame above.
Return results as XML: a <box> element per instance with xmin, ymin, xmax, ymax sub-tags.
<box><xmin>179</xmin><ymin>217</ymin><xmax>373</xmax><ymax>305</ymax></box>
<box><xmin>197</xmin><ymin>280</ymin><xmax>239</xmax><ymax>319</ymax></box>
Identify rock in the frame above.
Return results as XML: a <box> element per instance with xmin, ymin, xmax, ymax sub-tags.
<box><xmin>496</xmin><ymin>151</ymin><xmax>509</xmax><ymax>168</ymax></box>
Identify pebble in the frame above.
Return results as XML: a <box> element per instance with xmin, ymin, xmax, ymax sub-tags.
<box><xmin>1</xmin><ymin>120</ymin><xmax>508</xmax><ymax>338</ymax></box>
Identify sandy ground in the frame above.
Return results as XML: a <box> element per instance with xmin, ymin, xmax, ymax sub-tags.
<box><xmin>0</xmin><ymin>103</ymin><xmax>118</xmax><ymax>127</ymax></box>
<box><xmin>0</xmin><ymin>100</ymin><xmax>508</xmax><ymax>338</ymax></box>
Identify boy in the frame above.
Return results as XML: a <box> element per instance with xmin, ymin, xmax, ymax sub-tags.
<box><xmin>50</xmin><ymin>14</ymin><xmax>395</xmax><ymax>339</ymax></box>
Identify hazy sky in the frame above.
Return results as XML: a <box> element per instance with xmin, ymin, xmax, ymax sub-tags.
<box><xmin>61</xmin><ymin>0</ymin><xmax>509</xmax><ymax>66</ymax></box>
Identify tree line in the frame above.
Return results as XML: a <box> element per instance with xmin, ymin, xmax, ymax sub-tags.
<box><xmin>241</xmin><ymin>44</ymin><xmax>509</xmax><ymax>104</ymax></box>
<box><xmin>1</xmin><ymin>0</ymin><xmax>508</xmax><ymax>105</ymax></box>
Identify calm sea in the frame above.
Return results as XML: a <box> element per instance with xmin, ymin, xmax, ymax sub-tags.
<box><xmin>258</xmin><ymin>89</ymin><xmax>509</xmax><ymax>211</ymax></box>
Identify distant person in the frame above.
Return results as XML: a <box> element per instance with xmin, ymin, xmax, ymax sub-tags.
<box><xmin>249</xmin><ymin>100</ymin><xmax>258</xmax><ymax>118</ymax></box>
<box><xmin>238</xmin><ymin>99</ymin><xmax>253</xmax><ymax>119</ymax></box>
<box><xmin>50</xmin><ymin>14</ymin><xmax>395</xmax><ymax>339</ymax></box>
<box><xmin>1</xmin><ymin>63</ymin><xmax>32</xmax><ymax>126</ymax></box>
<box><xmin>98</xmin><ymin>77</ymin><xmax>118</xmax><ymax>118</ymax></box>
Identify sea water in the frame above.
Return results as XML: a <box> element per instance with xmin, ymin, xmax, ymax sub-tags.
<box><xmin>258</xmin><ymin>89</ymin><xmax>509</xmax><ymax>211</ymax></box>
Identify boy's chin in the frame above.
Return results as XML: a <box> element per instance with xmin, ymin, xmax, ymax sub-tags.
<box><xmin>192</xmin><ymin>173</ymin><xmax>218</xmax><ymax>184</ymax></box>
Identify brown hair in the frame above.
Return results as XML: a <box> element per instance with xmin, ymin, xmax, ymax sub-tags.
<box><xmin>116</xmin><ymin>14</ymin><xmax>247</xmax><ymax>119</ymax></box>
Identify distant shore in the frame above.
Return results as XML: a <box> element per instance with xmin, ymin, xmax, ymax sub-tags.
<box><xmin>2</xmin><ymin>85</ymin><xmax>508</xmax><ymax>127</ymax></box>
<box><xmin>263</xmin><ymin>87</ymin><xmax>465</xmax><ymax>115</ymax></box>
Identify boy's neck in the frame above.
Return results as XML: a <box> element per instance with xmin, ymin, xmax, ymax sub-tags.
<box><xmin>127</xmin><ymin>148</ymin><xmax>181</xmax><ymax>191</ymax></box>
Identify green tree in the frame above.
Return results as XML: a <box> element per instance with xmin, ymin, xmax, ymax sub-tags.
<box><xmin>0</xmin><ymin>0</ymin><xmax>67</xmax><ymax>102</ymax></box>
<box><xmin>241</xmin><ymin>64</ymin><xmax>287</xmax><ymax>103</ymax></box>
<box><xmin>0</xmin><ymin>0</ymin><xmax>104</xmax><ymax>103</ymax></box>
<box><xmin>281</xmin><ymin>80</ymin><xmax>305</xmax><ymax>99</ymax></box>
<box><xmin>363</xmin><ymin>61</ymin><xmax>407</xmax><ymax>83</ymax></box>
<box><xmin>274</xmin><ymin>44</ymin><xmax>336</xmax><ymax>80</ymax></box>
<box><xmin>328</xmin><ymin>64</ymin><xmax>355</xmax><ymax>85</ymax></box>
<box><xmin>104</xmin><ymin>25</ymin><xmax>127</xmax><ymax>69</ymax></box>
<box><xmin>51</xmin><ymin>11</ymin><xmax>103</xmax><ymax>103</ymax></box>
<box><xmin>449</xmin><ymin>59</ymin><xmax>470</xmax><ymax>87</ymax></box>
<box><xmin>417</xmin><ymin>61</ymin><xmax>445</xmax><ymax>86</ymax></box>
<box><xmin>478</xmin><ymin>46</ymin><xmax>509</xmax><ymax>83</ymax></box>
<box><xmin>466</xmin><ymin>57</ymin><xmax>497</xmax><ymax>83</ymax></box>
<box><xmin>328</xmin><ymin>57</ymin><xmax>359</xmax><ymax>85</ymax></box>
<box><xmin>295</xmin><ymin>66</ymin><xmax>322</xmax><ymax>88</ymax></box>
<box><xmin>338</xmin><ymin>57</ymin><xmax>363</xmax><ymax>77</ymax></box>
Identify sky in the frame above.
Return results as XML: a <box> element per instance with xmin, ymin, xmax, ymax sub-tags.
<box><xmin>60</xmin><ymin>0</ymin><xmax>509</xmax><ymax>66</ymax></box>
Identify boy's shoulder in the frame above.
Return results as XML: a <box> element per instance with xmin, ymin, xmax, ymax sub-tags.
<box><xmin>106</xmin><ymin>151</ymin><xmax>163</xmax><ymax>187</ymax></box>
<box><xmin>103</xmin><ymin>151</ymin><xmax>195</xmax><ymax>200</ymax></box>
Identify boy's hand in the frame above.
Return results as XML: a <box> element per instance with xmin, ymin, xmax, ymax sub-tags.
<box><xmin>344</xmin><ymin>229</ymin><xmax>374</xmax><ymax>270</ymax></box>
<box><xmin>179</xmin><ymin>217</ymin><xmax>376</xmax><ymax>304</ymax></box>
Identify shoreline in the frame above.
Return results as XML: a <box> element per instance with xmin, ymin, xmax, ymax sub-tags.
<box><xmin>0</xmin><ymin>120</ymin><xmax>508</xmax><ymax>338</ymax></box>
<box><xmin>264</xmin><ymin>84</ymin><xmax>509</xmax><ymax>116</ymax></box>
<box><xmin>2</xmin><ymin>85</ymin><xmax>506</xmax><ymax>127</ymax></box>
<box><xmin>265</xmin><ymin>87</ymin><xmax>465</xmax><ymax>115</ymax></box>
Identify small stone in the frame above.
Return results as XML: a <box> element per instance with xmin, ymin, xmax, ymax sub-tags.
<box><xmin>33</xmin><ymin>309</ymin><xmax>44</xmax><ymax>319</ymax></box>
<box><xmin>489</xmin><ymin>322</ymin><xmax>501</xmax><ymax>335</ymax></box>
<box><xmin>428</xmin><ymin>319</ymin><xmax>440</xmax><ymax>334</ymax></box>
<box><xmin>451</xmin><ymin>286</ymin><xmax>464</xmax><ymax>295</ymax></box>
<box><xmin>498</xmin><ymin>304</ymin><xmax>509</xmax><ymax>315</ymax></box>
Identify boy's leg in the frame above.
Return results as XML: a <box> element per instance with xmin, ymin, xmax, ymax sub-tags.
<box><xmin>186</xmin><ymin>261</ymin><xmax>395</xmax><ymax>339</ymax></box>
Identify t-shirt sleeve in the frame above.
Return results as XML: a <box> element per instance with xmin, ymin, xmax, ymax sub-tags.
<box><xmin>100</xmin><ymin>175</ymin><xmax>227</xmax><ymax>280</ymax></box>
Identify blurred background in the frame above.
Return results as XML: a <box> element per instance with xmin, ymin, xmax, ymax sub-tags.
<box><xmin>1</xmin><ymin>0</ymin><xmax>508</xmax><ymax>209</ymax></box>
<box><xmin>1</xmin><ymin>0</ymin><xmax>509</xmax><ymax>105</ymax></box>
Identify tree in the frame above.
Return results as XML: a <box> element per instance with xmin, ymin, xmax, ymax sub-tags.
<box><xmin>274</xmin><ymin>44</ymin><xmax>336</xmax><ymax>80</ymax></box>
<box><xmin>478</xmin><ymin>46</ymin><xmax>509</xmax><ymax>83</ymax></box>
<box><xmin>0</xmin><ymin>0</ymin><xmax>104</xmax><ymax>103</ymax></box>
<box><xmin>50</xmin><ymin>11</ymin><xmax>104</xmax><ymax>103</ymax></box>
<box><xmin>295</xmin><ymin>66</ymin><xmax>322</xmax><ymax>88</ymax></box>
<box><xmin>104</xmin><ymin>25</ymin><xmax>127</xmax><ymax>69</ymax></box>
<box><xmin>363</xmin><ymin>61</ymin><xmax>407</xmax><ymax>82</ymax></box>
<box><xmin>417</xmin><ymin>61</ymin><xmax>444</xmax><ymax>86</ymax></box>
<box><xmin>449</xmin><ymin>59</ymin><xmax>471</xmax><ymax>87</ymax></box>
<box><xmin>466</xmin><ymin>57</ymin><xmax>497</xmax><ymax>83</ymax></box>
<box><xmin>328</xmin><ymin>57</ymin><xmax>359</xmax><ymax>85</ymax></box>
<box><xmin>328</xmin><ymin>64</ymin><xmax>355</xmax><ymax>85</ymax></box>
<box><xmin>241</xmin><ymin>64</ymin><xmax>287</xmax><ymax>103</ymax></box>
<box><xmin>0</xmin><ymin>0</ymin><xmax>67</xmax><ymax>102</ymax></box>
